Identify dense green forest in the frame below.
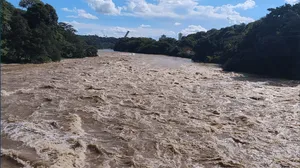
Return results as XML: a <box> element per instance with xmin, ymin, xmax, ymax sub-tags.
<box><xmin>78</xmin><ymin>35</ymin><xmax>118</xmax><ymax>49</ymax></box>
<box><xmin>0</xmin><ymin>0</ymin><xmax>98</xmax><ymax>63</ymax></box>
<box><xmin>1</xmin><ymin>0</ymin><xmax>300</xmax><ymax>79</ymax></box>
<box><xmin>223</xmin><ymin>4</ymin><xmax>300</xmax><ymax>80</ymax></box>
<box><xmin>114</xmin><ymin>3</ymin><xmax>300</xmax><ymax>80</ymax></box>
<box><xmin>114</xmin><ymin>36</ymin><xmax>194</xmax><ymax>58</ymax></box>
<box><xmin>113</xmin><ymin>25</ymin><xmax>248</xmax><ymax>61</ymax></box>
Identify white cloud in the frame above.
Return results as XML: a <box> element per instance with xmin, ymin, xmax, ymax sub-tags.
<box><xmin>86</xmin><ymin>0</ymin><xmax>121</xmax><ymax>15</ymax></box>
<box><xmin>285</xmin><ymin>0</ymin><xmax>300</xmax><ymax>4</ymax></box>
<box><xmin>65</xmin><ymin>21</ymin><xmax>176</xmax><ymax>39</ymax></box>
<box><xmin>76</xmin><ymin>9</ymin><xmax>98</xmax><ymax>19</ymax></box>
<box><xmin>233</xmin><ymin>0</ymin><xmax>256</xmax><ymax>10</ymax></box>
<box><xmin>122</xmin><ymin>0</ymin><xmax>196</xmax><ymax>18</ymax></box>
<box><xmin>83</xmin><ymin>0</ymin><xmax>257</xmax><ymax>26</ymax></box>
<box><xmin>122</xmin><ymin>0</ymin><xmax>255</xmax><ymax>24</ymax></box>
<box><xmin>174</xmin><ymin>22</ymin><xmax>181</xmax><ymax>26</ymax></box>
<box><xmin>191</xmin><ymin>2</ymin><xmax>255</xmax><ymax>24</ymax></box>
<box><xmin>181</xmin><ymin>25</ymin><xmax>207</xmax><ymax>36</ymax></box>
<box><xmin>139</xmin><ymin>24</ymin><xmax>151</xmax><ymax>28</ymax></box>
<box><xmin>62</xmin><ymin>7</ymin><xmax>74</xmax><ymax>12</ymax></box>
<box><xmin>62</xmin><ymin>8</ymin><xmax>98</xmax><ymax>20</ymax></box>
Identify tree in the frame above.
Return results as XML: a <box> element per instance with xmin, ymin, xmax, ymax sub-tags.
<box><xmin>44</xmin><ymin>4</ymin><xmax>58</xmax><ymax>25</ymax></box>
<box><xmin>1</xmin><ymin>0</ymin><xmax>15</xmax><ymax>61</ymax></box>
<box><xmin>59</xmin><ymin>22</ymin><xmax>77</xmax><ymax>33</ymax></box>
<box><xmin>85</xmin><ymin>46</ymin><xmax>98</xmax><ymax>57</ymax></box>
<box><xmin>19</xmin><ymin>0</ymin><xmax>42</xmax><ymax>8</ymax></box>
<box><xmin>5</xmin><ymin>9</ymin><xmax>31</xmax><ymax>63</ymax></box>
<box><xmin>77</xmin><ymin>35</ymin><xmax>118</xmax><ymax>49</ymax></box>
<box><xmin>224</xmin><ymin>3</ymin><xmax>300</xmax><ymax>79</ymax></box>
<box><xmin>1</xmin><ymin>0</ymin><xmax>99</xmax><ymax>63</ymax></box>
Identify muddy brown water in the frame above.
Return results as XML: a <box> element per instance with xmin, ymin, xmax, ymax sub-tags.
<box><xmin>1</xmin><ymin>52</ymin><xmax>300</xmax><ymax>168</ymax></box>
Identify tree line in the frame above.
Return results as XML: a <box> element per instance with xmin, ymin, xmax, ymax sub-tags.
<box><xmin>1</xmin><ymin>0</ymin><xmax>98</xmax><ymax>63</ymax></box>
<box><xmin>77</xmin><ymin>35</ymin><xmax>118</xmax><ymax>49</ymax></box>
<box><xmin>114</xmin><ymin>36</ymin><xmax>195</xmax><ymax>58</ymax></box>
<box><xmin>1</xmin><ymin>1</ymin><xmax>299</xmax><ymax>79</ymax></box>
<box><xmin>114</xmin><ymin>3</ymin><xmax>300</xmax><ymax>80</ymax></box>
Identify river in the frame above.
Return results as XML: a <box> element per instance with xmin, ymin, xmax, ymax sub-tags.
<box><xmin>1</xmin><ymin>52</ymin><xmax>300</xmax><ymax>168</ymax></box>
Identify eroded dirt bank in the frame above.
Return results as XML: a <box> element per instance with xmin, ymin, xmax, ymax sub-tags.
<box><xmin>1</xmin><ymin>52</ymin><xmax>300</xmax><ymax>168</ymax></box>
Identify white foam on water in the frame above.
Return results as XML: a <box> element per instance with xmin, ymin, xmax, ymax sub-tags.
<box><xmin>1</xmin><ymin>52</ymin><xmax>300</xmax><ymax>168</ymax></box>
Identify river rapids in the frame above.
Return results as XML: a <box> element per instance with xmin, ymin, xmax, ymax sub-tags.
<box><xmin>1</xmin><ymin>52</ymin><xmax>300</xmax><ymax>168</ymax></box>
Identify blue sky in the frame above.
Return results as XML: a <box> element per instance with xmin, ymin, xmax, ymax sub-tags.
<box><xmin>8</xmin><ymin>0</ymin><xmax>300</xmax><ymax>39</ymax></box>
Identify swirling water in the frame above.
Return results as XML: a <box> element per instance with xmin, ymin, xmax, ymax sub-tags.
<box><xmin>1</xmin><ymin>52</ymin><xmax>300</xmax><ymax>168</ymax></box>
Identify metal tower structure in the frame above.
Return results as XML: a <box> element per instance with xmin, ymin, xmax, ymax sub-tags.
<box><xmin>124</xmin><ymin>31</ymin><xmax>130</xmax><ymax>38</ymax></box>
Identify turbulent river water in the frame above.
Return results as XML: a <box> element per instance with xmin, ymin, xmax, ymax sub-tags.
<box><xmin>1</xmin><ymin>52</ymin><xmax>300</xmax><ymax>168</ymax></box>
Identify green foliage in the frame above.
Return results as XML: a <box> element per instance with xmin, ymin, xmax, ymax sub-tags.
<box><xmin>1</xmin><ymin>0</ymin><xmax>14</xmax><ymax>34</ymax></box>
<box><xmin>191</xmin><ymin>24</ymin><xmax>247</xmax><ymax>63</ymax></box>
<box><xmin>159</xmin><ymin>34</ymin><xmax>167</xmax><ymax>40</ymax></box>
<box><xmin>114</xmin><ymin>3</ymin><xmax>300</xmax><ymax>79</ymax></box>
<box><xmin>1</xmin><ymin>0</ymin><xmax>98</xmax><ymax>64</ymax></box>
<box><xmin>224</xmin><ymin>3</ymin><xmax>300</xmax><ymax>79</ymax></box>
<box><xmin>114</xmin><ymin>38</ymin><xmax>155</xmax><ymax>53</ymax></box>
<box><xmin>114</xmin><ymin>37</ymin><xmax>186</xmax><ymax>57</ymax></box>
<box><xmin>1</xmin><ymin>0</ymin><xmax>14</xmax><ymax>60</ymax></box>
<box><xmin>78</xmin><ymin>35</ymin><xmax>118</xmax><ymax>49</ymax></box>
<box><xmin>85</xmin><ymin>46</ymin><xmax>98</xmax><ymax>57</ymax></box>
<box><xmin>5</xmin><ymin>9</ymin><xmax>31</xmax><ymax>63</ymax></box>
<box><xmin>58</xmin><ymin>22</ymin><xmax>84</xmax><ymax>58</ymax></box>
<box><xmin>1</xmin><ymin>0</ymin><xmax>300</xmax><ymax>79</ymax></box>
<box><xmin>19</xmin><ymin>0</ymin><xmax>42</xmax><ymax>8</ymax></box>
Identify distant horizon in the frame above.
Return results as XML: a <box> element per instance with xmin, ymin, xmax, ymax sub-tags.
<box><xmin>7</xmin><ymin>0</ymin><xmax>300</xmax><ymax>39</ymax></box>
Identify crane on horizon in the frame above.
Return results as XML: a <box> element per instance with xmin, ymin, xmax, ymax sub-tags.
<box><xmin>124</xmin><ymin>31</ymin><xmax>130</xmax><ymax>38</ymax></box>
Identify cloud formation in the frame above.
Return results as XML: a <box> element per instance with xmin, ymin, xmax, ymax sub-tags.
<box><xmin>86</xmin><ymin>0</ymin><xmax>121</xmax><ymax>15</ymax></box>
<box><xmin>285</xmin><ymin>0</ymin><xmax>300</xmax><ymax>4</ymax></box>
<box><xmin>86</xmin><ymin>0</ymin><xmax>256</xmax><ymax>24</ymax></box>
<box><xmin>65</xmin><ymin>21</ymin><xmax>176</xmax><ymax>39</ymax></box>
<box><xmin>181</xmin><ymin>25</ymin><xmax>207</xmax><ymax>36</ymax></box>
<box><xmin>62</xmin><ymin>8</ymin><xmax>74</xmax><ymax>12</ymax></box>
<box><xmin>234</xmin><ymin>0</ymin><xmax>256</xmax><ymax>10</ymax></box>
<box><xmin>121</xmin><ymin>0</ymin><xmax>197</xmax><ymax>18</ymax></box>
<box><xmin>174</xmin><ymin>22</ymin><xmax>181</xmax><ymax>26</ymax></box>
<box><xmin>62</xmin><ymin>8</ymin><xmax>98</xmax><ymax>20</ymax></box>
<box><xmin>190</xmin><ymin>0</ymin><xmax>255</xmax><ymax>24</ymax></box>
<box><xmin>139</xmin><ymin>24</ymin><xmax>151</xmax><ymax>28</ymax></box>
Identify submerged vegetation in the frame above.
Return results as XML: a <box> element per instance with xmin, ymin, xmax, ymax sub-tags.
<box><xmin>1</xmin><ymin>0</ymin><xmax>300</xmax><ymax>79</ymax></box>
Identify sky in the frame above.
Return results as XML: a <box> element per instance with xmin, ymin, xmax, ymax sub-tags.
<box><xmin>8</xmin><ymin>0</ymin><xmax>300</xmax><ymax>39</ymax></box>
